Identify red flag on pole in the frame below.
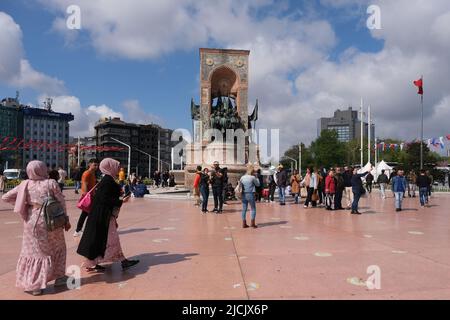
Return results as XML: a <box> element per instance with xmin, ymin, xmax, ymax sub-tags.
<box><xmin>413</xmin><ymin>78</ymin><xmax>423</xmax><ymax>95</ymax></box>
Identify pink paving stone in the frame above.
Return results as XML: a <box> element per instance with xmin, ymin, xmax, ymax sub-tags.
<box><xmin>0</xmin><ymin>190</ymin><xmax>450</xmax><ymax>299</ymax></box>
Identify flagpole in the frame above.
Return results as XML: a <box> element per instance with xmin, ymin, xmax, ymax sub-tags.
<box><xmin>368</xmin><ymin>105</ymin><xmax>371</xmax><ymax>165</ymax></box>
<box><xmin>360</xmin><ymin>98</ymin><xmax>364</xmax><ymax>168</ymax></box>
<box><xmin>420</xmin><ymin>75</ymin><xmax>424</xmax><ymax>170</ymax></box>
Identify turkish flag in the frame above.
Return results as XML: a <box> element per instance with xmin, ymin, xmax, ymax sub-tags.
<box><xmin>413</xmin><ymin>78</ymin><xmax>423</xmax><ymax>95</ymax></box>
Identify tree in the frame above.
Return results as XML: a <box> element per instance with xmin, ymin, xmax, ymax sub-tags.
<box><xmin>309</xmin><ymin>130</ymin><xmax>346</xmax><ymax>168</ymax></box>
<box><xmin>403</xmin><ymin>142</ymin><xmax>440</xmax><ymax>172</ymax></box>
<box><xmin>281</xmin><ymin>143</ymin><xmax>313</xmax><ymax>174</ymax></box>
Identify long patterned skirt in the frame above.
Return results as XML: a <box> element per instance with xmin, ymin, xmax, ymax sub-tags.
<box><xmin>17</xmin><ymin>208</ymin><xmax>67</xmax><ymax>291</ymax></box>
<box><xmin>83</xmin><ymin>217</ymin><xmax>125</xmax><ymax>268</ymax></box>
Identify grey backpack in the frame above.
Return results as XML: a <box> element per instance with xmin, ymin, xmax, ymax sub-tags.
<box><xmin>36</xmin><ymin>180</ymin><xmax>68</xmax><ymax>232</ymax></box>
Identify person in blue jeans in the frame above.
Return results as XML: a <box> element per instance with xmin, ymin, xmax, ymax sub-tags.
<box><xmin>240</xmin><ymin>165</ymin><xmax>260</xmax><ymax>228</ymax></box>
<box><xmin>199</xmin><ymin>168</ymin><xmax>211</xmax><ymax>213</ymax></box>
<box><xmin>416</xmin><ymin>169</ymin><xmax>429</xmax><ymax>207</ymax></box>
<box><xmin>351</xmin><ymin>167</ymin><xmax>371</xmax><ymax>214</ymax></box>
<box><xmin>392</xmin><ymin>169</ymin><xmax>407</xmax><ymax>212</ymax></box>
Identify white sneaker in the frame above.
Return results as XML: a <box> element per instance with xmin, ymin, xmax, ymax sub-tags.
<box><xmin>73</xmin><ymin>231</ymin><xmax>82</xmax><ymax>237</ymax></box>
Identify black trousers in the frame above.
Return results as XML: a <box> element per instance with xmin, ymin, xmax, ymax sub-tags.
<box><xmin>76</xmin><ymin>211</ymin><xmax>88</xmax><ymax>232</ymax></box>
<box><xmin>269</xmin><ymin>184</ymin><xmax>276</xmax><ymax>201</ymax></box>
<box><xmin>317</xmin><ymin>187</ymin><xmax>323</xmax><ymax>204</ymax></box>
<box><xmin>335</xmin><ymin>190</ymin><xmax>343</xmax><ymax>209</ymax></box>
<box><xmin>212</xmin><ymin>186</ymin><xmax>224</xmax><ymax>211</ymax></box>
<box><xmin>305</xmin><ymin>187</ymin><xmax>317</xmax><ymax>207</ymax></box>
<box><xmin>367</xmin><ymin>182</ymin><xmax>373</xmax><ymax>193</ymax></box>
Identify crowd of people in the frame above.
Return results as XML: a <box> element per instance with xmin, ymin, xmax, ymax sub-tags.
<box><xmin>0</xmin><ymin>156</ymin><xmax>440</xmax><ymax>296</ymax></box>
<box><xmin>192</xmin><ymin>162</ymin><xmax>437</xmax><ymax>228</ymax></box>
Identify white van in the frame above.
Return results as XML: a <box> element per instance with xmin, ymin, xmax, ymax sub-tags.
<box><xmin>2</xmin><ymin>169</ymin><xmax>27</xmax><ymax>180</ymax></box>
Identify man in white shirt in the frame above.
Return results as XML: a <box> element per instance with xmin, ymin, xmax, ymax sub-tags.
<box><xmin>58</xmin><ymin>166</ymin><xmax>67</xmax><ymax>191</ymax></box>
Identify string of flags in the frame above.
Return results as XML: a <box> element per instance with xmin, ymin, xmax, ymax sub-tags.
<box><xmin>0</xmin><ymin>136</ymin><xmax>126</xmax><ymax>152</ymax></box>
<box><xmin>376</xmin><ymin>134</ymin><xmax>450</xmax><ymax>152</ymax></box>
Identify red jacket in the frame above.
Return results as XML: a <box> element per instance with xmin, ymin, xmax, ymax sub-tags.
<box><xmin>193</xmin><ymin>173</ymin><xmax>201</xmax><ymax>189</ymax></box>
<box><xmin>325</xmin><ymin>175</ymin><xmax>336</xmax><ymax>194</ymax></box>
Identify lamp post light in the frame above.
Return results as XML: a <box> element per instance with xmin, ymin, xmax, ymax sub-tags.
<box><xmin>136</xmin><ymin>148</ymin><xmax>151</xmax><ymax>179</ymax></box>
<box><xmin>283</xmin><ymin>156</ymin><xmax>298</xmax><ymax>171</ymax></box>
<box><xmin>111</xmin><ymin>137</ymin><xmax>131</xmax><ymax>178</ymax></box>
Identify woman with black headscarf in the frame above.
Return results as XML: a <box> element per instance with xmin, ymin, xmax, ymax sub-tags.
<box><xmin>77</xmin><ymin>158</ymin><xmax>139</xmax><ymax>271</ymax></box>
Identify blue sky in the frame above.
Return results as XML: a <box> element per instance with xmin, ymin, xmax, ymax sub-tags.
<box><xmin>0</xmin><ymin>0</ymin><xmax>449</xmax><ymax>153</ymax></box>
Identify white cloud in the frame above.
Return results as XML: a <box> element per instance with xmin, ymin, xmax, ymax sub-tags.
<box><xmin>40</xmin><ymin>95</ymin><xmax>160</xmax><ymax>137</ymax></box>
<box><xmin>0</xmin><ymin>12</ymin><xmax>66</xmax><ymax>95</ymax></box>
<box><xmin>35</xmin><ymin>0</ymin><xmax>450</xmax><ymax>153</ymax></box>
<box><xmin>37</xmin><ymin>95</ymin><xmax>114</xmax><ymax>137</ymax></box>
<box><xmin>122</xmin><ymin>100</ymin><xmax>162</xmax><ymax>125</ymax></box>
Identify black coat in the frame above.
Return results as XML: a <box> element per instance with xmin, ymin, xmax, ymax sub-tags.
<box><xmin>77</xmin><ymin>174</ymin><xmax>123</xmax><ymax>260</ymax></box>
<box><xmin>276</xmin><ymin>170</ymin><xmax>287</xmax><ymax>187</ymax></box>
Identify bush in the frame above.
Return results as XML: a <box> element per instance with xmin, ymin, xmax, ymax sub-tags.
<box><xmin>5</xmin><ymin>179</ymin><xmax>22</xmax><ymax>189</ymax></box>
<box><xmin>142</xmin><ymin>178</ymin><xmax>153</xmax><ymax>185</ymax></box>
<box><xmin>64</xmin><ymin>179</ymin><xmax>75</xmax><ymax>187</ymax></box>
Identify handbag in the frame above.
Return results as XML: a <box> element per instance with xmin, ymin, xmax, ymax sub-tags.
<box><xmin>77</xmin><ymin>183</ymin><xmax>98</xmax><ymax>213</ymax></box>
<box><xmin>36</xmin><ymin>180</ymin><xmax>68</xmax><ymax>232</ymax></box>
<box><xmin>311</xmin><ymin>190</ymin><xmax>319</xmax><ymax>202</ymax></box>
<box><xmin>300</xmin><ymin>187</ymin><xmax>307</xmax><ymax>198</ymax></box>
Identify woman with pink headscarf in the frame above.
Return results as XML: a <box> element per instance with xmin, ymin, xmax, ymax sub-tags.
<box><xmin>77</xmin><ymin>158</ymin><xmax>139</xmax><ymax>271</ymax></box>
<box><xmin>1</xmin><ymin>160</ymin><xmax>71</xmax><ymax>296</ymax></box>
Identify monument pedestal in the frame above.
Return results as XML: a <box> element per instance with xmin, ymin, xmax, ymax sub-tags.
<box><xmin>184</xmin><ymin>142</ymin><xmax>259</xmax><ymax>189</ymax></box>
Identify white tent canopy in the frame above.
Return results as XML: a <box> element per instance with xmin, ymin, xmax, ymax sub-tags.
<box><xmin>357</xmin><ymin>162</ymin><xmax>373</xmax><ymax>175</ymax></box>
<box><xmin>372</xmin><ymin>160</ymin><xmax>393</xmax><ymax>180</ymax></box>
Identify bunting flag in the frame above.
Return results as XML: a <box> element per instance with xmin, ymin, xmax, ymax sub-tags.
<box><xmin>413</xmin><ymin>78</ymin><xmax>423</xmax><ymax>95</ymax></box>
<box><xmin>0</xmin><ymin>136</ymin><xmax>127</xmax><ymax>152</ymax></box>
<box><xmin>447</xmin><ymin>134</ymin><xmax>450</xmax><ymax>141</ymax></box>
<box><xmin>439</xmin><ymin>137</ymin><xmax>445</xmax><ymax>149</ymax></box>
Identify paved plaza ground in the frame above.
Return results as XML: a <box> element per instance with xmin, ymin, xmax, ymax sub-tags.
<box><xmin>1</xmin><ymin>189</ymin><xmax>450</xmax><ymax>300</ymax></box>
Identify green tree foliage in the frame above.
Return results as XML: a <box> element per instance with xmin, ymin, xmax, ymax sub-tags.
<box><xmin>281</xmin><ymin>143</ymin><xmax>313</xmax><ymax>174</ymax></box>
<box><xmin>309</xmin><ymin>130</ymin><xmax>346</xmax><ymax>168</ymax></box>
<box><xmin>403</xmin><ymin>141</ymin><xmax>441</xmax><ymax>172</ymax></box>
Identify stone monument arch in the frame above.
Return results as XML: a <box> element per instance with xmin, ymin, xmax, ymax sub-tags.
<box><xmin>185</xmin><ymin>48</ymin><xmax>259</xmax><ymax>188</ymax></box>
<box><xmin>199</xmin><ymin>48</ymin><xmax>250</xmax><ymax>134</ymax></box>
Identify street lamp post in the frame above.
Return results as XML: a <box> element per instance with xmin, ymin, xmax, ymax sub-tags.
<box><xmin>136</xmin><ymin>148</ymin><xmax>151</xmax><ymax>179</ymax></box>
<box><xmin>111</xmin><ymin>137</ymin><xmax>131</xmax><ymax>178</ymax></box>
<box><xmin>283</xmin><ymin>156</ymin><xmax>298</xmax><ymax>171</ymax></box>
<box><xmin>298</xmin><ymin>143</ymin><xmax>302</xmax><ymax>175</ymax></box>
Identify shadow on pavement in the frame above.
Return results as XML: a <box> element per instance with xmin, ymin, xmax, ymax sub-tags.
<box><xmin>118</xmin><ymin>228</ymin><xmax>160</xmax><ymax>235</ymax></box>
<box><xmin>49</xmin><ymin>251</ymin><xmax>199</xmax><ymax>293</ymax></box>
<box><xmin>257</xmin><ymin>221</ymin><xmax>288</xmax><ymax>228</ymax></box>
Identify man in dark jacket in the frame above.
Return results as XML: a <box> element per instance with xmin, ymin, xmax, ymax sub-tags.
<box><xmin>73</xmin><ymin>166</ymin><xmax>85</xmax><ymax>194</ymax></box>
<box><xmin>351</xmin><ymin>167</ymin><xmax>371</xmax><ymax>214</ymax></box>
<box><xmin>365</xmin><ymin>172</ymin><xmax>374</xmax><ymax>193</ymax></box>
<box><xmin>334</xmin><ymin>167</ymin><xmax>345</xmax><ymax>210</ymax></box>
<box><xmin>210</xmin><ymin>161</ymin><xmax>225</xmax><ymax>213</ymax></box>
<box><xmin>342</xmin><ymin>166</ymin><xmax>353</xmax><ymax>209</ymax></box>
<box><xmin>416</xmin><ymin>170</ymin><xmax>430</xmax><ymax>206</ymax></box>
<box><xmin>392</xmin><ymin>170</ymin><xmax>407</xmax><ymax>211</ymax></box>
<box><xmin>376</xmin><ymin>169</ymin><xmax>389</xmax><ymax>199</ymax></box>
<box><xmin>276</xmin><ymin>164</ymin><xmax>287</xmax><ymax>205</ymax></box>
